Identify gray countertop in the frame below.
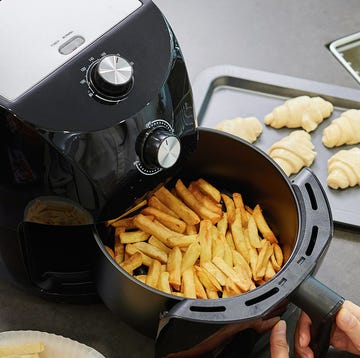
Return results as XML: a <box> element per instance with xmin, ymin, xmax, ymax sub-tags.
<box><xmin>0</xmin><ymin>1</ymin><xmax>359</xmax><ymax>357</ymax></box>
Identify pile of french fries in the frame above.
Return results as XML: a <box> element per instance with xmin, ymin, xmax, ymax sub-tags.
<box><xmin>105</xmin><ymin>178</ymin><xmax>284</xmax><ymax>299</ymax></box>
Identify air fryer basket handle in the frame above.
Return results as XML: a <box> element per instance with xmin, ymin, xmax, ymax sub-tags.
<box><xmin>290</xmin><ymin>168</ymin><xmax>344</xmax><ymax>357</ymax></box>
<box><xmin>290</xmin><ymin>275</ymin><xmax>344</xmax><ymax>358</ymax></box>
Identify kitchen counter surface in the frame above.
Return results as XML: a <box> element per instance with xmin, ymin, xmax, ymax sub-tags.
<box><xmin>0</xmin><ymin>1</ymin><xmax>359</xmax><ymax>357</ymax></box>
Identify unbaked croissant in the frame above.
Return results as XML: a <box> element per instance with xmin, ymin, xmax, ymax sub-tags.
<box><xmin>268</xmin><ymin>130</ymin><xmax>317</xmax><ymax>176</ymax></box>
<box><xmin>215</xmin><ymin>116</ymin><xmax>262</xmax><ymax>143</ymax></box>
<box><xmin>327</xmin><ymin>147</ymin><xmax>360</xmax><ymax>189</ymax></box>
<box><xmin>322</xmin><ymin>109</ymin><xmax>360</xmax><ymax>147</ymax></box>
<box><xmin>265</xmin><ymin>96</ymin><xmax>333</xmax><ymax>132</ymax></box>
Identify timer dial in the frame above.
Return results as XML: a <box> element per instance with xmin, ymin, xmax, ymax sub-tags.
<box><xmin>89</xmin><ymin>55</ymin><xmax>133</xmax><ymax>99</ymax></box>
<box><xmin>137</xmin><ymin>129</ymin><xmax>181</xmax><ymax>169</ymax></box>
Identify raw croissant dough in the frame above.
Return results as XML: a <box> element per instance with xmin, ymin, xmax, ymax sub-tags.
<box><xmin>327</xmin><ymin>147</ymin><xmax>360</xmax><ymax>189</ymax></box>
<box><xmin>268</xmin><ymin>130</ymin><xmax>317</xmax><ymax>176</ymax></box>
<box><xmin>265</xmin><ymin>95</ymin><xmax>333</xmax><ymax>132</ymax></box>
<box><xmin>215</xmin><ymin>116</ymin><xmax>262</xmax><ymax>143</ymax></box>
<box><xmin>322</xmin><ymin>109</ymin><xmax>360</xmax><ymax>147</ymax></box>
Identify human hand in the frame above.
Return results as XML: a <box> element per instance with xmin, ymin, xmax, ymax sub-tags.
<box><xmin>270</xmin><ymin>320</ymin><xmax>289</xmax><ymax>358</ymax></box>
<box><xmin>294</xmin><ymin>300</ymin><xmax>360</xmax><ymax>357</ymax></box>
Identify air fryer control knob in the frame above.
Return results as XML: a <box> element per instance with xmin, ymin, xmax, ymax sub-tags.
<box><xmin>138</xmin><ymin>129</ymin><xmax>181</xmax><ymax>169</ymax></box>
<box><xmin>90</xmin><ymin>55</ymin><xmax>133</xmax><ymax>98</ymax></box>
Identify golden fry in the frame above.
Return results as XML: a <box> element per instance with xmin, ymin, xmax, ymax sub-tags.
<box><xmin>141</xmin><ymin>206</ymin><xmax>186</xmax><ymax>233</ymax></box>
<box><xmin>146</xmin><ymin>259</ymin><xmax>162</xmax><ymax>288</ymax></box>
<box><xmin>273</xmin><ymin>243</ymin><xmax>284</xmax><ymax>267</ymax></box>
<box><xmin>181</xmin><ymin>241</ymin><xmax>201</xmax><ymax>273</ymax></box>
<box><xmin>114</xmin><ymin>235</ymin><xmax>125</xmax><ymax>264</ymax></box>
<box><xmin>248</xmin><ymin>246</ymin><xmax>258</xmax><ymax>279</ymax></box>
<box><xmin>167</xmin><ymin>246</ymin><xmax>182</xmax><ymax>291</ymax></box>
<box><xmin>233</xmin><ymin>192</ymin><xmax>248</xmax><ymax>228</ymax></box>
<box><xmin>111</xmin><ymin>216</ymin><xmax>137</xmax><ymax>229</ymax></box>
<box><xmin>221</xmin><ymin>193</ymin><xmax>236</xmax><ymax>224</ymax></box>
<box><xmin>193</xmin><ymin>270</ymin><xmax>208</xmax><ymax>299</ymax></box>
<box><xmin>194</xmin><ymin>266</ymin><xmax>222</xmax><ymax>292</ymax></box>
<box><xmin>254</xmin><ymin>240</ymin><xmax>274</xmax><ymax>281</ymax></box>
<box><xmin>133</xmin><ymin>214</ymin><xmax>181</xmax><ymax>244</ymax></box>
<box><xmin>212</xmin><ymin>256</ymin><xmax>251</xmax><ymax>292</ymax></box>
<box><xmin>166</xmin><ymin>234</ymin><xmax>198</xmax><ymax>249</ymax></box>
<box><xmin>206</xmin><ymin>289</ymin><xmax>219</xmax><ymax>299</ymax></box>
<box><xmin>202</xmin><ymin>261</ymin><xmax>227</xmax><ymax>286</ymax></box>
<box><xmin>221</xmin><ymin>237</ymin><xmax>233</xmax><ymax>267</ymax></box>
<box><xmin>225</xmin><ymin>231</ymin><xmax>235</xmax><ymax>250</ymax></box>
<box><xmin>253</xmin><ymin>204</ymin><xmax>278</xmax><ymax>244</ymax></box>
<box><xmin>182</xmin><ymin>267</ymin><xmax>197</xmax><ymax>298</ymax></box>
<box><xmin>154</xmin><ymin>185</ymin><xmax>200</xmax><ymax>225</ymax></box>
<box><xmin>232</xmin><ymin>249</ymin><xmax>252</xmax><ymax>279</ymax></box>
<box><xmin>125</xmin><ymin>243</ymin><xmax>153</xmax><ymax>266</ymax></box>
<box><xmin>148</xmin><ymin>195</ymin><xmax>179</xmax><ymax>218</ymax></box>
<box><xmin>119</xmin><ymin>230</ymin><xmax>150</xmax><ymax>244</ymax></box>
<box><xmin>158</xmin><ymin>271</ymin><xmax>172</xmax><ymax>294</ymax></box>
<box><xmin>224</xmin><ymin>276</ymin><xmax>242</xmax><ymax>295</ymax></box>
<box><xmin>188</xmin><ymin>182</ymin><xmax>223</xmax><ymax>215</ymax></box>
<box><xmin>217</xmin><ymin>212</ymin><xmax>228</xmax><ymax>236</ymax></box>
<box><xmin>148</xmin><ymin>235</ymin><xmax>171</xmax><ymax>254</ymax></box>
<box><xmin>212</xmin><ymin>238</ymin><xmax>225</xmax><ymax>260</ymax></box>
<box><xmin>230</xmin><ymin>208</ymin><xmax>249</xmax><ymax>263</ymax></box>
<box><xmin>198</xmin><ymin>219</ymin><xmax>213</xmax><ymax>265</ymax></box>
<box><xmin>120</xmin><ymin>252</ymin><xmax>143</xmax><ymax>274</ymax></box>
<box><xmin>132</xmin><ymin>241</ymin><xmax>168</xmax><ymax>264</ymax></box>
<box><xmin>194</xmin><ymin>178</ymin><xmax>221</xmax><ymax>203</ymax></box>
<box><xmin>222</xmin><ymin>285</ymin><xmax>237</xmax><ymax>298</ymax></box>
<box><xmin>265</xmin><ymin>260</ymin><xmax>276</xmax><ymax>282</ymax></box>
<box><xmin>234</xmin><ymin>265</ymin><xmax>254</xmax><ymax>288</ymax></box>
<box><xmin>175</xmin><ymin>179</ymin><xmax>221</xmax><ymax>224</ymax></box>
<box><xmin>247</xmin><ymin>215</ymin><xmax>262</xmax><ymax>248</ymax></box>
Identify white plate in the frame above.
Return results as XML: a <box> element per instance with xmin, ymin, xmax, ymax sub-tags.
<box><xmin>0</xmin><ymin>330</ymin><xmax>105</xmax><ymax>358</ymax></box>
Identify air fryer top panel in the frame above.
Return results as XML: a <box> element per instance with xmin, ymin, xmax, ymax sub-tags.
<box><xmin>0</xmin><ymin>0</ymin><xmax>176</xmax><ymax>132</ymax></box>
<box><xmin>0</xmin><ymin>0</ymin><xmax>142</xmax><ymax>101</ymax></box>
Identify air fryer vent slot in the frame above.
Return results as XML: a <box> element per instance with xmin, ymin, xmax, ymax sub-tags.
<box><xmin>245</xmin><ymin>287</ymin><xmax>279</xmax><ymax>306</ymax></box>
<box><xmin>305</xmin><ymin>183</ymin><xmax>318</xmax><ymax>210</ymax></box>
<box><xmin>189</xmin><ymin>305</ymin><xmax>226</xmax><ymax>313</ymax></box>
<box><xmin>305</xmin><ymin>225</ymin><xmax>318</xmax><ymax>256</ymax></box>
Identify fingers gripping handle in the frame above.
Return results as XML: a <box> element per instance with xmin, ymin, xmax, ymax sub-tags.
<box><xmin>291</xmin><ymin>275</ymin><xmax>344</xmax><ymax>358</ymax></box>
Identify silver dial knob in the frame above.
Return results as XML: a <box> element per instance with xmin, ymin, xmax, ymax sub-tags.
<box><xmin>156</xmin><ymin>135</ymin><xmax>181</xmax><ymax>169</ymax></box>
<box><xmin>137</xmin><ymin>129</ymin><xmax>181</xmax><ymax>169</ymax></box>
<box><xmin>90</xmin><ymin>55</ymin><xmax>133</xmax><ymax>99</ymax></box>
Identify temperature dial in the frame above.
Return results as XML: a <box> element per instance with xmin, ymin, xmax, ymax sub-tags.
<box><xmin>89</xmin><ymin>55</ymin><xmax>133</xmax><ymax>99</ymax></box>
<box><xmin>137</xmin><ymin>129</ymin><xmax>181</xmax><ymax>169</ymax></box>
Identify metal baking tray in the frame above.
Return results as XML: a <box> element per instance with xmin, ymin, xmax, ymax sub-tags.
<box><xmin>193</xmin><ymin>65</ymin><xmax>360</xmax><ymax>230</ymax></box>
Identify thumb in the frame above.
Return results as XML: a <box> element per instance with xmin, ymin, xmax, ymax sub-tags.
<box><xmin>270</xmin><ymin>320</ymin><xmax>289</xmax><ymax>358</ymax></box>
<box><xmin>336</xmin><ymin>307</ymin><xmax>360</xmax><ymax>345</ymax></box>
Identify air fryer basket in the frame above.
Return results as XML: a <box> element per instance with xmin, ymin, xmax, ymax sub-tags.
<box><xmin>94</xmin><ymin>128</ymin><xmax>344</xmax><ymax>357</ymax></box>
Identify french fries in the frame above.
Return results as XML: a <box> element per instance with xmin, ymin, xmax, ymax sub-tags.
<box><xmin>105</xmin><ymin>178</ymin><xmax>285</xmax><ymax>299</ymax></box>
<box><xmin>0</xmin><ymin>341</ymin><xmax>45</xmax><ymax>357</ymax></box>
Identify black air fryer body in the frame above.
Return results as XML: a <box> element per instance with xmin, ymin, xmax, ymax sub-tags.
<box><xmin>0</xmin><ymin>0</ymin><xmax>197</xmax><ymax>300</ymax></box>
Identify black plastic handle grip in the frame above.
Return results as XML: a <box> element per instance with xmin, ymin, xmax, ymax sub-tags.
<box><xmin>290</xmin><ymin>275</ymin><xmax>344</xmax><ymax>358</ymax></box>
